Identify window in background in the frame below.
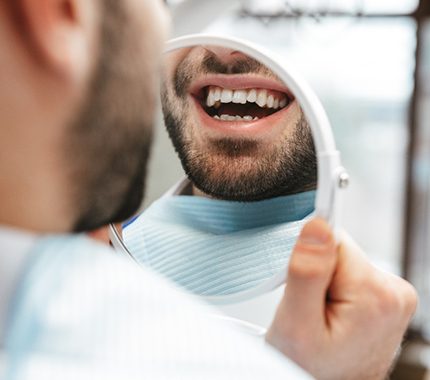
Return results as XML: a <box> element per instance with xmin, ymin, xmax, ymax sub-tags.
<box><xmin>205</xmin><ymin>15</ymin><xmax>416</xmax><ymax>273</ymax></box>
<box><xmin>241</xmin><ymin>0</ymin><xmax>419</xmax><ymax>15</ymax></box>
<box><xmin>407</xmin><ymin>19</ymin><xmax>430</xmax><ymax>340</ymax></box>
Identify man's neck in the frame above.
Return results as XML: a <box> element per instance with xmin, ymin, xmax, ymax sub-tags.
<box><xmin>191</xmin><ymin>185</ymin><xmax>212</xmax><ymax>199</ymax></box>
<box><xmin>189</xmin><ymin>183</ymin><xmax>317</xmax><ymax>201</ymax></box>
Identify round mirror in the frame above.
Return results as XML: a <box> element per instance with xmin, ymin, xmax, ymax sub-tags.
<box><xmin>110</xmin><ymin>35</ymin><xmax>347</xmax><ymax>307</ymax></box>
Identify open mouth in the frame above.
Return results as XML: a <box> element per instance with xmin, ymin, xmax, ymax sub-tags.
<box><xmin>193</xmin><ymin>85</ymin><xmax>293</xmax><ymax>122</ymax></box>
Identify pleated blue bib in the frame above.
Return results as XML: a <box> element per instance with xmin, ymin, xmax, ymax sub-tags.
<box><xmin>123</xmin><ymin>191</ymin><xmax>315</xmax><ymax>297</ymax></box>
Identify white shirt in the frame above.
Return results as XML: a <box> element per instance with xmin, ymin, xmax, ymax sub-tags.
<box><xmin>0</xmin><ymin>225</ymin><xmax>313</xmax><ymax>380</ymax></box>
<box><xmin>0</xmin><ymin>227</ymin><xmax>35</xmax><ymax>346</ymax></box>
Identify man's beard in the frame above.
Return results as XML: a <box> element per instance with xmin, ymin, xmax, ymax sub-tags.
<box><xmin>69</xmin><ymin>0</ymin><xmax>155</xmax><ymax>232</ymax></box>
<box><xmin>162</xmin><ymin>51</ymin><xmax>317</xmax><ymax>202</ymax></box>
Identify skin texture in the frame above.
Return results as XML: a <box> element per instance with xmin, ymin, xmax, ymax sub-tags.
<box><xmin>161</xmin><ymin>46</ymin><xmax>317</xmax><ymax>201</ymax></box>
<box><xmin>267</xmin><ymin>218</ymin><xmax>418</xmax><ymax>380</ymax></box>
<box><xmin>0</xmin><ymin>0</ymin><xmax>168</xmax><ymax>233</ymax></box>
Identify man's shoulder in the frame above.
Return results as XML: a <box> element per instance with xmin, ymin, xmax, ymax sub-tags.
<box><xmin>6</xmin><ymin>234</ymin><xmax>313</xmax><ymax>380</ymax></box>
<box><xmin>25</xmin><ymin>233</ymin><xmax>180</xmax><ymax>303</ymax></box>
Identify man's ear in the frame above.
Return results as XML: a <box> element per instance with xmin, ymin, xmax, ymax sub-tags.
<box><xmin>18</xmin><ymin>0</ymin><xmax>98</xmax><ymax>79</ymax></box>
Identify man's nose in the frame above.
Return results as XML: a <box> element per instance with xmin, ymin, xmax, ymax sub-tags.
<box><xmin>204</xmin><ymin>46</ymin><xmax>249</xmax><ymax>64</ymax></box>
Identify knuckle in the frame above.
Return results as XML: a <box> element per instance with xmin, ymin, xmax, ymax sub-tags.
<box><xmin>367</xmin><ymin>275</ymin><xmax>400</xmax><ymax>315</ymax></box>
<box><xmin>382</xmin><ymin>284</ymin><xmax>402</xmax><ymax>313</ymax></box>
<box><xmin>370</xmin><ymin>275</ymin><xmax>418</xmax><ymax>318</ymax></box>
<box><xmin>397</xmin><ymin>279</ymin><xmax>418</xmax><ymax>315</ymax></box>
<box><xmin>374</xmin><ymin>286</ymin><xmax>399</xmax><ymax>314</ymax></box>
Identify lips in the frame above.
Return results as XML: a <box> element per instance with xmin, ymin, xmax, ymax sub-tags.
<box><xmin>205</xmin><ymin>86</ymin><xmax>289</xmax><ymax>120</ymax></box>
<box><xmin>188</xmin><ymin>74</ymin><xmax>295</xmax><ymax>136</ymax></box>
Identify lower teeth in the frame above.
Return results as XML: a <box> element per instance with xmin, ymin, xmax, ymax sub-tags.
<box><xmin>214</xmin><ymin>114</ymin><xmax>259</xmax><ymax>121</ymax></box>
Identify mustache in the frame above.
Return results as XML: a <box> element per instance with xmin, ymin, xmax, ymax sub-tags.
<box><xmin>201</xmin><ymin>51</ymin><xmax>264</xmax><ymax>75</ymax></box>
<box><xmin>173</xmin><ymin>50</ymin><xmax>274</xmax><ymax>99</ymax></box>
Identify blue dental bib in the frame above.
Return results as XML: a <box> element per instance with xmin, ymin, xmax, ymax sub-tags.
<box><xmin>124</xmin><ymin>191</ymin><xmax>315</xmax><ymax>297</ymax></box>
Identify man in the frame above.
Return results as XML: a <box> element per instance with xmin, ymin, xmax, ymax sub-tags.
<box><xmin>0</xmin><ymin>1</ymin><xmax>416</xmax><ymax>380</ymax></box>
<box><xmin>162</xmin><ymin>46</ymin><xmax>316</xmax><ymax>201</ymax></box>
<box><xmin>124</xmin><ymin>47</ymin><xmax>317</xmax><ymax>300</ymax></box>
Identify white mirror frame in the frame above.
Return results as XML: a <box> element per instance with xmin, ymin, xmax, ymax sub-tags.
<box><xmin>110</xmin><ymin>34</ymin><xmax>349</xmax><ymax>305</ymax></box>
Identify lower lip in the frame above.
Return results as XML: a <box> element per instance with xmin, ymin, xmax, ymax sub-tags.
<box><xmin>191</xmin><ymin>97</ymin><xmax>294</xmax><ymax>138</ymax></box>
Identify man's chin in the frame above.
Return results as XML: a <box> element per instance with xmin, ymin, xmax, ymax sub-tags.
<box><xmin>109</xmin><ymin>186</ymin><xmax>144</xmax><ymax>225</ymax></box>
<box><xmin>191</xmin><ymin>183</ymin><xmax>277</xmax><ymax>202</ymax></box>
<box><xmin>205</xmin><ymin>138</ymin><xmax>261</xmax><ymax>159</ymax></box>
<box><xmin>73</xmin><ymin>174</ymin><xmax>146</xmax><ymax>233</ymax></box>
<box><xmin>184</xmin><ymin>152</ymin><xmax>316</xmax><ymax>202</ymax></box>
<box><xmin>187</xmin><ymin>168</ymin><xmax>277</xmax><ymax>202</ymax></box>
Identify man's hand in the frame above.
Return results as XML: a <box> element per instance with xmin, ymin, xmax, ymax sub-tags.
<box><xmin>266</xmin><ymin>218</ymin><xmax>417</xmax><ymax>380</ymax></box>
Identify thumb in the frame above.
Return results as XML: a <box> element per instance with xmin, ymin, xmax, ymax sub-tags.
<box><xmin>283</xmin><ymin>218</ymin><xmax>337</xmax><ymax>325</ymax></box>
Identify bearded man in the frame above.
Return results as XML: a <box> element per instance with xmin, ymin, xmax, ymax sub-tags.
<box><xmin>0</xmin><ymin>1</ymin><xmax>416</xmax><ymax>379</ymax></box>
<box><xmin>124</xmin><ymin>46</ymin><xmax>318</xmax><ymax>302</ymax></box>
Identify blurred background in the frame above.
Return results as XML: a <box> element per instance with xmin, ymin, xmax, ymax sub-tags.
<box><xmin>144</xmin><ymin>1</ymin><xmax>430</xmax><ymax>377</ymax></box>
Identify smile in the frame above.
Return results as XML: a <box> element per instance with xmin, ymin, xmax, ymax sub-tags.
<box><xmin>204</xmin><ymin>86</ymin><xmax>290</xmax><ymax>121</ymax></box>
<box><xmin>188</xmin><ymin>75</ymin><xmax>295</xmax><ymax>136</ymax></box>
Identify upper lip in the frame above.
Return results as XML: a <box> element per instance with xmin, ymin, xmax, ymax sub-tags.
<box><xmin>189</xmin><ymin>74</ymin><xmax>294</xmax><ymax>100</ymax></box>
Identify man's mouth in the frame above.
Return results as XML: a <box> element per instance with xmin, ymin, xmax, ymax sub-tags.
<box><xmin>189</xmin><ymin>75</ymin><xmax>294</xmax><ymax>122</ymax></box>
<box><xmin>187</xmin><ymin>75</ymin><xmax>296</xmax><ymax>136</ymax></box>
<box><xmin>200</xmin><ymin>86</ymin><xmax>291</xmax><ymax>121</ymax></box>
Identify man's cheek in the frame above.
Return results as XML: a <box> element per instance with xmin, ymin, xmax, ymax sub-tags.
<box><xmin>149</xmin><ymin>0</ymin><xmax>170</xmax><ymax>42</ymax></box>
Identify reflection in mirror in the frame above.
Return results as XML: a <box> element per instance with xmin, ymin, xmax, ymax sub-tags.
<box><xmin>120</xmin><ymin>44</ymin><xmax>317</xmax><ymax>301</ymax></box>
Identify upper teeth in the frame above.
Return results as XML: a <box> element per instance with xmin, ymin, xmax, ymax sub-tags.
<box><xmin>206</xmin><ymin>86</ymin><xmax>288</xmax><ymax>109</ymax></box>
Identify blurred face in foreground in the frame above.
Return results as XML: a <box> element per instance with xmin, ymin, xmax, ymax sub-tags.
<box><xmin>0</xmin><ymin>0</ymin><xmax>168</xmax><ymax>232</ymax></box>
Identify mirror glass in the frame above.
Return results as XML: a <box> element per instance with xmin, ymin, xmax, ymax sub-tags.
<box><xmin>116</xmin><ymin>43</ymin><xmax>318</xmax><ymax>301</ymax></box>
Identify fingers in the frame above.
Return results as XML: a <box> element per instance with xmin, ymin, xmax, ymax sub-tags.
<box><xmin>327</xmin><ymin>232</ymin><xmax>372</xmax><ymax>301</ymax></box>
<box><xmin>394</xmin><ymin>276</ymin><xmax>418</xmax><ymax>322</ymax></box>
<box><xmin>378</xmin><ymin>274</ymin><xmax>418</xmax><ymax>326</ymax></box>
<box><xmin>330</xmin><ymin>232</ymin><xmax>418</xmax><ymax>325</ymax></box>
<box><xmin>283</xmin><ymin>218</ymin><xmax>337</xmax><ymax>326</ymax></box>
<box><xmin>267</xmin><ymin>220</ymin><xmax>418</xmax><ymax>380</ymax></box>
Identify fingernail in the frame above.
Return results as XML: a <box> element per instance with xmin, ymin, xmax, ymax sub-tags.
<box><xmin>299</xmin><ymin>223</ymin><xmax>331</xmax><ymax>246</ymax></box>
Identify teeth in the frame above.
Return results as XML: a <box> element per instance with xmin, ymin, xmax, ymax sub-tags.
<box><xmin>213</xmin><ymin>87</ymin><xmax>222</xmax><ymax>102</ymax></box>
<box><xmin>247</xmin><ymin>89</ymin><xmax>257</xmax><ymax>103</ymax></box>
<box><xmin>232</xmin><ymin>90</ymin><xmax>248</xmax><ymax>104</ymax></box>
<box><xmin>206</xmin><ymin>91</ymin><xmax>215</xmax><ymax>107</ymax></box>
<box><xmin>256</xmin><ymin>90</ymin><xmax>268</xmax><ymax>108</ymax></box>
<box><xmin>267</xmin><ymin>95</ymin><xmax>274</xmax><ymax>108</ymax></box>
<box><xmin>220</xmin><ymin>89</ymin><xmax>233</xmax><ymax>103</ymax></box>
<box><xmin>213</xmin><ymin>114</ymin><xmax>258</xmax><ymax>122</ymax></box>
<box><xmin>280</xmin><ymin>98</ymin><xmax>287</xmax><ymax>108</ymax></box>
<box><xmin>206</xmin><ymin>86</ymin><xmax>289</xmax><ymax>110</ymax></box>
